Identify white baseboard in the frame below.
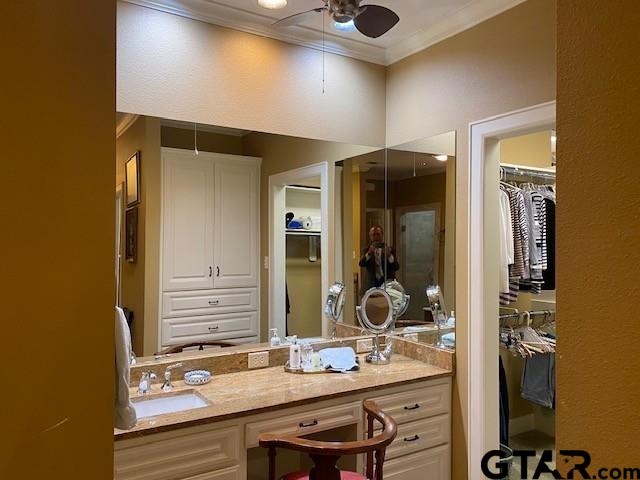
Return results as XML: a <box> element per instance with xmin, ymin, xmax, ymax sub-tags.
<box><xmin>510</xmin><ymin>414</ymin><xmax>535</xmax><ymax>436</ymax></box>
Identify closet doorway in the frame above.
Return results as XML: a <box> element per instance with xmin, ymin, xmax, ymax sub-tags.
<box><xmin>269</xmin><ymin>163</ymin><xmax>334</xmax><ymax>340</ymax></box>
<box><xmin>467</xmin><ymin>101</ymin><xmax>556</xmax><ymax>480</ymax></box>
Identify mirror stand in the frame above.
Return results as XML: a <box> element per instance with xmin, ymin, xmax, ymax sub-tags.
<box><xmin>366</xmin><ymin>333</ymin><xmax>391</xmax><ymax>365</ymax></box>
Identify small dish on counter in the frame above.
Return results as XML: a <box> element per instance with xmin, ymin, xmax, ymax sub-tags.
<box><xmin>184</xmin><ymin>370</ymin><xmax>212</xmax><ymax>385</ymax></box>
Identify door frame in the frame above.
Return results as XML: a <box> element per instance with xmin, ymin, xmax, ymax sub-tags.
<box><xmin>395</xmin><ymin>202</ymin><xmax>442</xmax><ymax>287</ymax></box>
<box><xmin>466</xmin><ymin>100</ymin><xmax>556</xmax><ymax>479</ymax></box>
<box><xmin>269</xmin><ymin>162</ymin><xmax>334</xmax><ymax>338</ymax></box>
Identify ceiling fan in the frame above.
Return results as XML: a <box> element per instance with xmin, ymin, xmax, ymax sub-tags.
<box><xmin>274</xmin><ymin>0</ymin><xmax>400</xmax><ymax>39</ymax></box>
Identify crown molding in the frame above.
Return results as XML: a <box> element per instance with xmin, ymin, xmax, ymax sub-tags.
<box><xmin>122</xmin><ymin>0</ymin><xmax>525</xmax><ymax>66</ymax></box>
<box><xmin>384</xmin><ymin>0</ymin><xmax>527</xmax><ymax>65</ymax></box>
<box><xmin>123</xmin><ymin>0</ymin><xmax>388</xmax><ymax>65</ymax></box>
<box><xmin>116</xmin><ymin>113</ymin><xmax>140</xmax><ymax>139</ymax></box>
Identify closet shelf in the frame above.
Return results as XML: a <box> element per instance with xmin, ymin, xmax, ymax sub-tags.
<box><xmin>286</xmin><ymin>229</ymin><xmax>321</xmax><ymax>236</ymax></box>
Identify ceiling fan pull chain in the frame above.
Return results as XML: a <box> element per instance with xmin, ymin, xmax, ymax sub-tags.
<box><xmin>194</xmin><ymin>122</ymin><xmax>199</xmax><ymax>156</ymax></box>
<box><xmin>322</xmin><ymin>8</ymin><xmax>325</xmax><ymax>94</ymax></box>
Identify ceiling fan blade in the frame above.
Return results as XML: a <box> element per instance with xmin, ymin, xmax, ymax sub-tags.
<box><xmin>353</xmin><ymin>4</ymin><xmax>399</xmax><ymax>38</ymax></box>
<box><xmin>273</xmin><ymin>7</ymin><xmax>325</xmax><ymax>27</ymax></box>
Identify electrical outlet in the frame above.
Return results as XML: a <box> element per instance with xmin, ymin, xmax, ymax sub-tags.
<box><xmin>404</xmin><ymin>333</ymin><xmax>419</xmax><ymax>343</ymax></box>
<box><xmin>248</xmin><ymin>351</ymin><xmax>269</xmax><ymax>369</ymax></box>
<box><xmin>356</xmin><ymin>338</ymin><xmax>373</xmax><ymax>353</ymax></box>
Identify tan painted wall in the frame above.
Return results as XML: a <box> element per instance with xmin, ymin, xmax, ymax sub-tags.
<box><xmin>557</xmin><ymin>0</ymin><xmax>640</xmax><ymax>467</ymax></box>
<box><xmin>116</xmin><ymin>116</ymin><xmax>161</xmax><ymax>356</ymax></box>
<box><xmin>1</xmin><ymin>1</ymin><xmax>115</xmax><ymax>478</ymax></box>
<box><xmin>385</xmin><ymin>1</ymin><xmax>556</xmax><ymax>477</ymax></box>
<box><xmin>500</xmin><ymin>130</ymin><xmax>554</xmax><ymax>168</ymax></box>
<box><xmin>117</xmin><ymin>2</ymin><xmax>386</xmax><ymax>148</ymax></box>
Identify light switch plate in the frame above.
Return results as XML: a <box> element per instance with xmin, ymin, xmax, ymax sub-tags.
<box><xmin>248</xmin><ymin>351</ymin><xmax>269</xmax><ymax>369</ymax></box>
<box><xmin>356</xmin><ymin>338</ymin><xmax>373</xmax><ymax>353</ymax></box>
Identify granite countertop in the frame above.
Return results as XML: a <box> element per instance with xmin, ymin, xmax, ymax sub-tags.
<box><xmin>115</xmin><ymin>353</ymin><xmax>452</xmax><ymax>440</ymax></box>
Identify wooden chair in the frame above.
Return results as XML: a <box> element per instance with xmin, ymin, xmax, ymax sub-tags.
<box><xmin>258</xmin><ymin>400</ymin><xmax>397</xmax><ymax>480</ymax></box>
<box><xmin>154</xmin><ymin>340</ymin><xmax>237</xmax><ymax>355</ymax></box>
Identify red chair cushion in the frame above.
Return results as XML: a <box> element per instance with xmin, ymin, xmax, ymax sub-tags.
<box><xmin>282</xmin><ymin>471</ymin><xmax>366</xmax><ymax>480</ymax></box>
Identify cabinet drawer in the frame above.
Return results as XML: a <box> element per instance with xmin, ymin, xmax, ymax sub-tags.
<box><xmin>162</xmin><ymin>289</ymin><xmax>258</xmax><ymax>318</ymax></box>
<box><xmin>382</xmin><ymin>414</ymin><xmax>450</xmax><ymax>461</ymax></box>
<box><xmin>367</xmin><ymin>382</ymin><xmax>450</xmax><ymax>425</ymax></box>
<box><xmin>162</xmin><ymin>312</ymin><xmax>258</xmax><ymax>345</ymax></box>
<box><xmin>245</xmin><ymin>402</ymin><xmax>362</xmax><ymax>448</ymax></box>
<box><xmin>115</xmin><ymin>426</ymin><xmax>240</xmax><ymax>480</ymax></box>
<box><xmin>182</xmin><ymin>466</ymin><xmax>241</xmax><ymax>480</ymax></box>
<box><xmin>383</xmin><ymin>444</ymin><xmax>451</xmax><ymax>480</ymax></box>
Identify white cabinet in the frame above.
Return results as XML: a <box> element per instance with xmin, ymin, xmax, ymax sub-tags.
<box><xmin>213</xmin><ymin>160</ymin><xmax>259</xmax><ymax>289</ymax></box>
<box><xmin>160</xmin><ymin>148</ymin><xmax>260</xmax><ymax>346</ymax></box>
<box><xmin>162</xmin><ymin>151</ymin><xmax>215</xmax><ymax>292</ymax></box>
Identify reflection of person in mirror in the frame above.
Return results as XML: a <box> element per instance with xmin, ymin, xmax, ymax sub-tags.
<box><xmin>359</xmin><ymin>225</ymin><xmax>399</xmax><ymax>294</ymax></box>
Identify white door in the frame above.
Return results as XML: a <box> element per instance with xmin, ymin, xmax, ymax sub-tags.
<box><xmin>214</xmin><ymin>158</ymin><xmax>259</xmax><ymax>288</ymax></box>
<box><xmin>162</xmin><ymin>150</ymin><xmax>215</xmax><ymax>291</ymax></box>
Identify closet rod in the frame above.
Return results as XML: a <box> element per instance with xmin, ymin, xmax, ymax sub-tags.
<box><xmin>499</xmin><ymin>309</ymin><xmax>555</xmax><ymax>320</ymax></box>
<box><xmin>500</xmin><ymin>165</ymin><xmax>556</xmax><ymax>180</ymax></box>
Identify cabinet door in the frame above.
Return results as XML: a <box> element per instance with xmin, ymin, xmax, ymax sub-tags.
<box><xmin>214</xmin><ymin>159</ymin><xmax>259</xmax><ymax>288</ymax></box>
<box><xmin>163</xmin><ymin>151</ymin><xmax>215</xmax><ymax>291</ymax></box>
<box><xmin>383</xmin><ymin>445</ymin><xmax>450</xmax><ymax>480</ymax></box>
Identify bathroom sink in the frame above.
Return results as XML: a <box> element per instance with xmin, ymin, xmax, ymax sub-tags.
<box><xmin>132</xmin><ymin>391</ymin><xmax>209</xmax><ymax>418</ymax></box>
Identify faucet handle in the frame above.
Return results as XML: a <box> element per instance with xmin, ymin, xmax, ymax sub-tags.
<box><xmin>137</xmin><ymin>371</ymin><xmax>157</xmax><ymax>395</ymax></box>
<box><xmin>162</xmin><ymin>363</ymin><xmax>183</xmax><ymax>392</ymax></box>
<box><xmin>165</xmin><ymin>362</ymin><xmax>183</xmax><ymax>372</ymax></box>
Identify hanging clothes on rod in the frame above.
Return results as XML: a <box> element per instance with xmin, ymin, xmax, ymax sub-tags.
<box><xmin>499</xmin><ymin>309</ymin><xmax>556</xmax><ymax>410</ymax></box>
<box><xmin>498</xmin><ymin>166</ymin><xmax>556</xmax><ymax>304</ymax></box>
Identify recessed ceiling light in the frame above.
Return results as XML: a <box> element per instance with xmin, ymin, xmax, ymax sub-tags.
<box><xmin>333</xmin><ymin>19</ymin><xmax>356</xmax><ymax>32</ymax></box>
<box><xmin>258</xmin><ymin>0</ymin><xmax>287</xmax><ymax>9</ymax></box>
<box><xmin>433</xmin><ymin>154</ymin><xmax>448</xmax><ymax>162</ymax></box>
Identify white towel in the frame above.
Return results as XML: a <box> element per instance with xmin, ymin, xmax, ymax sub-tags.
<box><xmin>114</xmin><ymin>306</ymin><xmax>137</xmax><ymax>430</ymax></box>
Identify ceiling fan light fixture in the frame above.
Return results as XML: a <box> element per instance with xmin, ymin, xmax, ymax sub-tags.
<box><xmin>258</xmin><ymin>0</ymin><xmax>287</xmax><ymax>10</ymax></box>
<box><xmin>333</xmin><ymin>19</ymin><xmax>356</xmax><ymax>32</ymax></box>
<box><xmin>433</xmin><ymin>154</ymin><xmax>448</xmax><ymax>162</ymax></box>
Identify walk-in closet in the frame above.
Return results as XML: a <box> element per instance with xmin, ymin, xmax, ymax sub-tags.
<box><xmin>497</xmin><ymin>130</ymin><xmax>557</xmax><ymax>478</ymax></box>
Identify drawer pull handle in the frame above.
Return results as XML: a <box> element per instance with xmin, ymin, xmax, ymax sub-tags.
<box><xmin>404</xmin><ymin>404</ymin><xmax>421</xmax><ymax>410</ymax></box>
<box><xmin>299</xmin><ymin>420</ymin><xmax>319</xmax><ymax>428</ymax></box>
<box><xmin>208</xmin><ymin>300</ymin><xmax>220</xmax><ymax>305</ymax></box>
<box><xmin>208</xmin><ymin>326</ymin><xmax>219</xmax><ymax>332</ymax></box>
<box><xmin>403</xmin><ymin>434</ymin><xmax>420</xmax><ymax>442</ymax></box>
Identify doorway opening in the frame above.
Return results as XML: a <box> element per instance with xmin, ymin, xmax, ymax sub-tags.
<box><xmin>269</xmin><ymin>162</ymin><xmax>334</xmax><ymax>339</ymax></box>
<box><xmin>467</xmin><ymin>101</ymin><xmax>556</xmax><ymax>480</ymax></box>
<box><xmin>396</xmin><ymin>204</ymin><xmax>441</xmax><ymax>320</ymax></box>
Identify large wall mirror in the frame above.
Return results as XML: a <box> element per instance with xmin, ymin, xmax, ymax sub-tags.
<box><xmin>336</xmin><ymin>131</ymin><xmax>456</xmax><ymax>350</ymax></box>
<box><xmin>115</xmin><ymin>111</ymin><xmax>456</xmax><ymax>360</ymax></box>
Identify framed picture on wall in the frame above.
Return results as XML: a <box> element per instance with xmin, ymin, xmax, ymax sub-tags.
<box><xmin>125</xmin><ymin>151</ymin><xmax>141</xmax><ymax>207</ymax></box>
<box><xmin>125</xmin><ymin>207</ymin><xmax>138</xmax><ymax>263</ymax></box>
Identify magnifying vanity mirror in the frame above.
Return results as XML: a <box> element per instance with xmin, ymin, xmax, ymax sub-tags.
<box><xmin>383</xmin><ymin>280</ymin><xmax>410</xmax><ymax>322</ymax></box>
<box><xmin>356</xmin><ymin>287</ymin><xmax>394</xmax><ymax>364</ymax></box>
<box><xmin>325</xmin><ymin>282</ymin><xmax>346</xmax><ymax>339</ymax></box>
<box><xmin>426</xmin><ymin>285</ymin><xmax>448</xmax><ymax>349</ymax></box>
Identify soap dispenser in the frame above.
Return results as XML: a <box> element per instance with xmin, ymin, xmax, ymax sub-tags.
<box><xmin>270</xmin><ymin>328</ymin><xmax>281</xmax><ymax>347</ymax></box>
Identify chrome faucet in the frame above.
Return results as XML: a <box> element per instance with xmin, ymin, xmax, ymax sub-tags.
<box><xmin>161</xmin><ymin>363</ymin><xmax>183</xmax><ymax>392</ymax></box>
<box><xmin>137</xmin><ymin>371</ymin><xmax>157</xmax><ymax>395</ymax></box>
